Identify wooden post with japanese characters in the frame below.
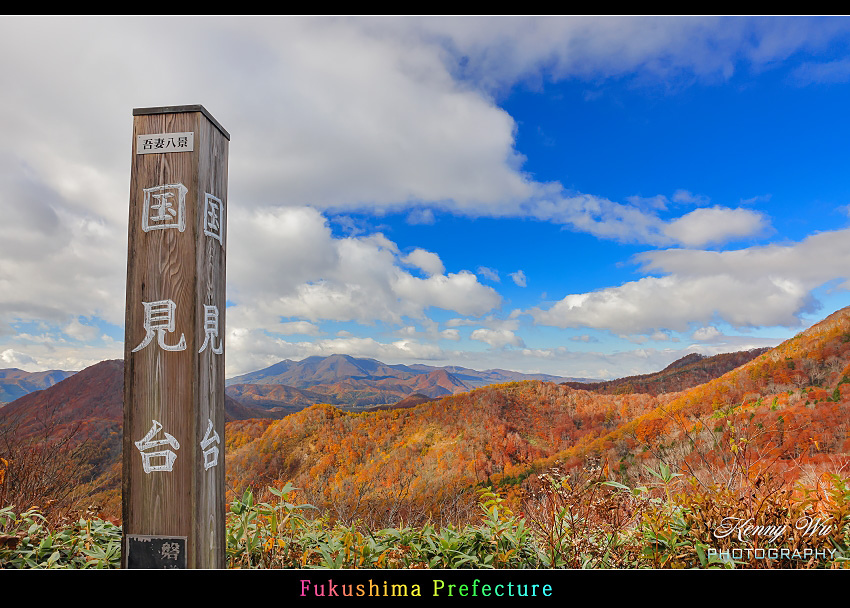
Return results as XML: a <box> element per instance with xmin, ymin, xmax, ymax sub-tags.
<box><xmin>122</xmin><ymin>105</ymin><xmax>229</xmax><ymax>569</ymax></box>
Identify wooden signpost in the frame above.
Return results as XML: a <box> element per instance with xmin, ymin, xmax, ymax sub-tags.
<box><xmin>122</xmin><ymin>105</ymin><xmax>229</xmax><ymax>569</ymax></box>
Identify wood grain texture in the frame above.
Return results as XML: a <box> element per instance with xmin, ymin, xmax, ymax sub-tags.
<box><xmin>123</xmin><ymin>108</ymin><xmax>228</xmax><ymax>569</ymax></box>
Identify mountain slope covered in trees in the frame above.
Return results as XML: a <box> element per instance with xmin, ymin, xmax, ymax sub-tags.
<box><xmin>4</xmin><ymin>306</ymin><xmax>849</xmax><ymax>528</ymax></box>
<box><xmin>226</xmin><ymin>306</ymin><xmax>850</xmax><ymax>525</ymax></box>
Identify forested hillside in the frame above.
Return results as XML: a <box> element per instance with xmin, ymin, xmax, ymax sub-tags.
<box><xmin>226</xmin><ymin>306</ymin><xmax>850</xmax><ymax>529</ymax></box>
<box><xmin>3</xmin><ymin>306</ymin><xmax>849</xmax><ymax>552</ymax></box>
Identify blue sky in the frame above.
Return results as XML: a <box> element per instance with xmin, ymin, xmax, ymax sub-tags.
<box><xmin>1</xmin><ymin>16</ymin><xmax>850</xmax><ymax>379</ymax></box>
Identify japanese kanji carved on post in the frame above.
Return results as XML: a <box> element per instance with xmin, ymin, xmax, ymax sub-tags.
<box><xmin>123</xmin><ymin>105</ymin><xmax>229</xmax><ymax>569</ymax></box>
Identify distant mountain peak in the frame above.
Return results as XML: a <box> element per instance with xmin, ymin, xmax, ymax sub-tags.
<box><xmin>223</xmin><ymin>354</ymin><xmax>585</xmax><ymax>411</ymax></box>
<box><xmin>0</xmin><ymin>367</ymin><xmax>79</xmax><ymax>404</ymax></box>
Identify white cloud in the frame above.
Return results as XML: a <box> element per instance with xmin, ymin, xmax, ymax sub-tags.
<box><xmin>532</xmin><ymin>274</ymin><xmax>813</xmax><ymax>334</ymax></box>
<box><xmin>277</xmin><ymin>321</ymin><xmax>321</xmax><ymax>335</ymax></box>
<box><xmin>1</xmin><ymin>16</ymin><xmax>849</xmax><ymax>375</ymax></box>
<box><xmin>636</xmin><ymin>227</ymin><xmax>850</xmax><ymax>291</ymax></box>
<box><xmin>445</xmin><ymin>318</ymin><xmax>478</xmax><ymax>328</ymax></box>
<box><xmin>672</xmin><ymin>189</ymin><xmax>709</xmax><ymax>205</ymax></box>
<box><xmin>402</xmin><ymin>248</ymin><xmax>445</xmax><ymax>276</ymax></box>
<box><xmin>470</xmin><ymin>328</ymin><xmax>525</xmax><ymax>349</ymax></box>
<box><xmin>510</xmin><ymin>270</ymin><xmax>527</xmax><ymax>287</ymax></box>
<box><xmin>63</xmin><ymin>317</ymin><xmax>100</xmax><ymax>342</ymax></box>
<box><xmin>692</xmin><ymin>326</ymin><xmax>722</xmax><ymax>341</ymax></box>
<box><xmin>224</xmin><ymin>205</ymin><xmax>501</xmax><ymax>371</ymax></box>
<box><xmin>532</xmin><ymin>226</ymin><xmax>850</xmax><ymax>335</ymax></box>
<box><xmin>477</xmin><ymin>266</ymin><xmax>500</xmax><ymax>282</ymax></box>
<box><xmin>227</xmin><ymin>206</ymin><xmax>500</xmax><ymax>329</ymax></box>
<box><xmin>627</xmin><ymin>194</ymin><xmax>669</xmax><ymax>211</ymax></box>
<box><xmin>0</xmin><ymin>341</ymin><xmax>119</xmax><ymax>372</ymax></box>
<box><xmin>394</xmin><ymin>271</ymin><xmax>501</xmax><ymax>317</ymax></box>
<box><xmin>662</xmin><ymin>206</ymin><xmax>768</xmax><ymax>247</ymax></box>
<box><xmin>525</xmin><ymin>194</ymin><xmax>768</xmax><ymax>247</ymax></box>
<box><xmin>441</xmin><ymin>328</ymin><xmax>461</xmax><ymax>341</ymax></box>
<box><xmin>1</xmin><ymin>348</ymin><xmax>38</xmax><ymax>368</ymax></box>
<box><xmin>404</xmin><ymin>16</ymin><xmax>850</xmax><ymax>93</ymax></box>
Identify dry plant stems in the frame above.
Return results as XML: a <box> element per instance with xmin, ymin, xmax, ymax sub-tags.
<box><xmin>0</xmin><ymin>405</ymin><xmax>99</xmax><ymax>523</ymax></box>
<box><xmin>520</xmin><ymin>467</ymin><xmax>648</xmax><ymax>568</ymax></box>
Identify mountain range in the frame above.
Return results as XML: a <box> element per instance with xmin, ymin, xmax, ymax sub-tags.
<box><xmin>0</xmin><ymin>354</ymin><xmax>587</xmax><ymax>413</ymax></box>
<box><xmin>224</xmin><ymin>353</ymin><xmax>589</xmax><ymax>412</ymax></box>
<box><xmin>5</xmin><ymin>305</ymin><xmax>849</xmax><ymax>525</ymax></box>
<box><xmin>0</xmin><ymin>368</ymin><xmax>76</xmax><ymax>405</ymax></box>
<box><xmin>225</xmin><ymin>305</ymin><xmax>850</xmax><ymax>525</ymax></box>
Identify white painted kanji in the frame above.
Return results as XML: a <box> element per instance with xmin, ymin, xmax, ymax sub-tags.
<box><xmin>200</xmin><ymin>418</ymin><xmax>220</xmax><ymax>470</ymax></box>
<box><xmin>132</xmin><ymin>299</ymin><xmax>187</xmax><ymax>353</ymax></box>
<box><xmin>135</xmin><ymin>419</ymin><xmax>180</xmax><ymax>473</ymax></box>
<box><xmin>203</xmin><ymin>193</ymin><xmax>225</xmax><ymax>247</ymax></box>
<box><xmin>142</xmin><ymin>183</ymin><xmax>187</xmax><ymax>232</ymax></box>
<box><xmin>198</xmin><ymin>304</ymin><xmax>223</xmax><ymax>355</ymax></box>
<box><xmin>160</xmin><ymin>542</ymin><xmax>181</xmax><ymax>561</ymax></box>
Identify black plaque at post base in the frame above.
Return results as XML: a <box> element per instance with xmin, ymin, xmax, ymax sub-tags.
<box><xmin>126</xmin><ymin>535</ymin><xmax>187</xmax><ymax>569</ymax></box>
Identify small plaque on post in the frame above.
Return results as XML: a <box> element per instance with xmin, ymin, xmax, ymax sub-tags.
<box><xmin>126</xmin><ymin>535</ymin><xmax>187</xmax><ymax>569</ymax></box>
<box><xmin>136</xmin><ymin>132</ymin><xmax>194</xmax><ymax>154</ymax></box>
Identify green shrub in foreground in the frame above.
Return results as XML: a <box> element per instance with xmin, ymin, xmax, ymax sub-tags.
<box><xmin>0</xmin><ymin>505</ymin><xmax>121</xmax><ymax>568</ymax></box>
<box><xmin>3</xmin><ymin>471</ymin><xmax>849</xmax><ymax>569</ymax></box>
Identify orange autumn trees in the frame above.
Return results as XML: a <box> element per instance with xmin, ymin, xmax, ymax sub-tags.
<box><xmin>225</xmin><ymin>379</ymin><xmax>670</xmax><ymax>526</ymax></box>
<box><xmin>223</xmin><ymin>306</ymin><xmax>850</xmax><ymax>530</ymax></box>
<box><xmin>535</xmin><ymin>307</ymin><xmax>850</xmax><ymax>494</ymax></box>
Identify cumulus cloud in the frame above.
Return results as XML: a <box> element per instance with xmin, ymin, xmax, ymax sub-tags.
<box><xmin>1</xmin><ymin>15</ymin><xmax>848</xmax><ymax>375</ymax></box>
<box><xmin>532</xmin><ymin>226</ymin><xmax>850</xmax><ymax>335</ymax></box>
<box><xmin>63</xmin><ymin>317</ymin><xmax>100</xmax><ymax>342</ymax></box>
<box><xmin>396</xmin><ymin>271</ymin><xmax>501</xmax><ymax>316</ymax></box>
<box><xmin>0</xmin><ymin>153</ymin><xmax>127</xmax><ymax>330</ymax></box>
<box><xmin>224</xmin><ymin>205</ymin><xmax>500</xmax><ymax>370</ymax></box>
<box><xmin>692</xmin><ymin>326</ymin><xmax>722</xmax><ymax>341</ymax></box>
<box><xmin>662</xmin><ymin>206</ymin><xmax>769</xmax><ymax>247</ymax></box>
<box><xmin>470</xmin><ymin>328</ymin><xmax>525</xmax><ymax>349</ymax></box>
<box><xmin>1</xmin><ymin>349</ymin><xmax>38</xmax><ymax>368</ymax></box>
<box><xmin>441</xmin><ymin>328</ymin><xmax>461</xmax><ymax>341</ymax></box>
<box><xmin>402</xmin><ymin>248</ymin><xmax>445</xmax><ymax>276</ymax></box>
<box><xmin>532</xmin><ymin>273</ymin><xmax>813</xmax><ymax>334</ymax></box>
<box><xmin>525</xmin><ymin>195</ymin><xmax>769</xmax><ymax>247</ymax></box>
<box><xmin>403</xmin><ymin>16</ymin><xmax>850</xmax><ymax>93</ymax></box>
<box><xmin>394</xmin><ymin>322</ymin><xmax>461</xmax><ymax>343</ymax></box>
<box><xmin>277</xmin><ymin>321</ymin><xmax>322</xmax><ymax>335</ymax></box>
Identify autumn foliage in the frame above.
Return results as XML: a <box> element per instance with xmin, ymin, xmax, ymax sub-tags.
<box><xmin>225</xmin><ymin>307</ymin><xmax>850</xmax><ymax>557</ymax></box>
<box><xmin>4</xmin><ymin>307</ymin><xmax>850</xmax><ymax>568</ymax></box>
